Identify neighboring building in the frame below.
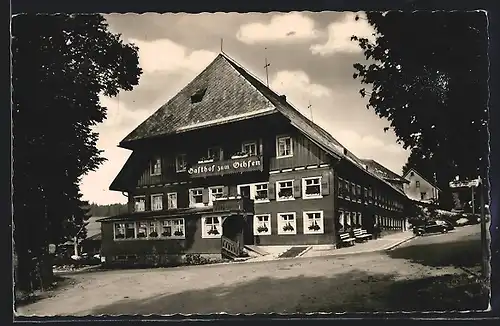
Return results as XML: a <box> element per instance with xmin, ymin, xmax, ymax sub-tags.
<box><xmin>99</xmin><ymin>53</ymin><xmax>410</xmax><ymax>266</ymax></box>
<box><xmin>402</xmin><ymin>168</ymin><xmax>441</xmax><ymax>204</ymax></box>
<box><xmin>359</xmin><ymin>159</ymin><xmax>409</xmax><ymax>191</ymax></box>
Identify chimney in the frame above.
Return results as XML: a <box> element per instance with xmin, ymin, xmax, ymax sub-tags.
<box><xmin>280</xmin><ymin>94</ymin><xmax>286</xmax><ymax>101</ymax></box>
<box><xmin>343</xmin><ymin>148</ymin><xmax>348</xmax><ymax>155</ymax></box>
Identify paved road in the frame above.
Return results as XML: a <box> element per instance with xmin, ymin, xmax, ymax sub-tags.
<box><xmin>17</xmin><ymin>225</ymin><xmax>486</xmax><ymax>316</ymax></box>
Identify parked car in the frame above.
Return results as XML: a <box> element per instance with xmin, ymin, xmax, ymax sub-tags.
<box><xmin>413</xmin><ymin>221</ymin><xmax>449</xmax><ymax>236</ymax></box>
<box><xmin>435</xmin><ymin>220</ymin><xmax>455</xmax><ymax>231</ymax></box>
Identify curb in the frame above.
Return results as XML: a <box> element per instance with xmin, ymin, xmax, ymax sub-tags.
<box><xmin>384</xmin><ymin>235</ymin><xmax>416</xmax><ymax>251</ymax></box>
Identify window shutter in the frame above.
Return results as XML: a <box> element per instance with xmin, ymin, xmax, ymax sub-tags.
<box><xmin>223</xmin><ymin>186</ymin><xmax>229</xmax><ymax>197</ymax></box>
<box><xmin>293</xmin><ymin>178</ymin><xmax>301</xmax><ymax>198</ymax></box>
<box><xmin>202</xmin><ymin>188</ymin><xmax>209</xmax><ymax>204</ymax></box>
<box><xmin>268</xmin><ymin>181</ymin><xmax>276</xmax><ymax>200</ymax></box>
<box><xmin>321</xmin><ymin>171</ymin><xmax>330</xmax><ymax>196</ymax></box>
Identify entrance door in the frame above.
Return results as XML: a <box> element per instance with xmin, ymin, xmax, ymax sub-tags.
<box><xmin>239</xmin><ymin>185</ymin><xmax>251</xmax><ymax>198</ymax></box>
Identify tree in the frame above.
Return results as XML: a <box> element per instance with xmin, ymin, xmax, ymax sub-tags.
<box><xmin>351</xmin><ymin>12</ymin><xmax>489</xmax><ymax>209</ymax></box>
<box><xmin>12</xmin><ymin>14</ymin><xmax>142</xmax><ymax>292</ymax></box>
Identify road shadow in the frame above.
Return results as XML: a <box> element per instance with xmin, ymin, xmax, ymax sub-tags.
<box><xmin>387</xmin><ymin>236</ymin><xmax>482</xmax><ymax>269</ymax></box>
<box><xmin>83</xmin><ymin>269</ymin><xmax>487</xmax><ymax>316</ymax></box>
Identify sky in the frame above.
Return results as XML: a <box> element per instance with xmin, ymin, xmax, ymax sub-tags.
<box><xmin>79</xmin><ymin>11</ymin><xmax>411</xmax><ymax>205</ymax></box>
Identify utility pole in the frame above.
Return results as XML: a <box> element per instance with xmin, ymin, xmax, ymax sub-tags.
<box><xmin>264</xmin><ymin>48</ymin><xmax>270</xmax><ymax>87</ymax></box>
<box><xmin>308</xmin><ymin>101</ymin><xmax>314</xmax><ymax>122</ymax></box>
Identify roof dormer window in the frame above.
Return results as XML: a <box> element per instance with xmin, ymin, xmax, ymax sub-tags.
<box><xmin>190</xmin><ymin>88</ymin><xmax>207</xmax><ymax>104</ymax></box>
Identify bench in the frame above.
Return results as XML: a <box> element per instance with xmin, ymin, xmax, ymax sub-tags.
<box><xmin>353</xmin><ymin>228</ymin><xmax>372</xmax><ymax>242</ymax></box>
<box><xmin>339</xmin><ymin>232</ymin><xmax>356</xmax><ymax>247</ymax></box>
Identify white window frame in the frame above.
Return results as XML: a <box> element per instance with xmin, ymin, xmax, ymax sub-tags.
<box><xmin>148</xmin><ymin>221</ymin><xmax>160</xmax><ymax>239</ymax></box>
<box><xmin>167</xmin><ymin>192</ymin><xmax>178</xmax><ymax>210</ymax></box>
<box><xmin>176</xmin><ymin>154</ymin><xmax>187</xmax><ymax>172</ymax></box>
<box><xmin>113</xmin><ymin>222</ymin><xmax>126</xmax><ymax>240</ymax></box>
<box><xmin>303</xmin><ymin>211</ymin><xmax>324</xmax><ymax>234</ymax></box>
<box><xmin>150</xmin><ymin>193</ymin><xmax>163</xmax><ymax>211</ymax></box>
<box><xmin>254</xmin><ymin>214</ymin><xmax>271</xmax><ymax>235</ymax></box>
<box><xmin>189</xmin><ymin>188</ymin><xmax>205</xmax><ymax>208</ymax></box>
<box><xmin>133</xmin><ymin>196</ymin><xmax>146</xmax><ymax>212</ymax></box>
<box><xmin>276</xmin><ymin>135</ymin><xmax>293</xmax><ymax>158</ymax></box>
<box><xmin>113</xmin><ymin>222</ymin><xmax>136</xmax><ymax>240</ymax></box>
<box><xmin>237</xmin><ymin>184</ymin><xmax>253</xmax><ymax>199</ymax></box>
<box><xmin>160</xmin><ymin>218</ymin><xmax>186</xmax><ymax>239</ymax></box>
<box><xmin>209</xmin><ymin>186</ymin><xmax>225</xmax><ymax>205</ymax></box>
<box><xmin>136</xmin><ymin>221</ymin><xmax>149</xmax><ymax>239</ymax></box>
<box><xmin>150</xmin><ymin>157</ymin><xmax>162</xmax><ymax>176</ymax></box>
<box><xmin>207</xmin><ymin>147</ymin><xmax>223</xmax><ymax>161</ymax></box>
<box><xmin>276</xmin><ymin>180</ymin><xmax>295</xmax><ymax>201</ymax></box>
<box><xmin>277</xmin><ymin>212</ymin><xmax>297</xmax><ymax>235</ymax></box>
<box><xmin>302</xmin><ymin>176</ymin><xmax>323</xmax><ymax>199</ymax></box>
<box><xmin>201</xmin><ymin>216</ymin><xmax>222</xmax><ymax>239</ymax></box>
<box><xmin>254</xmin><ymin>182</ymin><xmax>269</xmax><ymax>203</ymax></box>
<box><xmin>242</xmin><ymin>141</ymin><xmax>257</xmax><ymax>156</ymax></box>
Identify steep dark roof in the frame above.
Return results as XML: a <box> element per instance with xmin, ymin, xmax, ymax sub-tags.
<box><xmin>112</xmin><ymin>53</ymin><xmax>407</xmax><ymax>197</ymax></box>
<box><xmin>120</xmin><ymin>53</ymin><xmax>277</xmax><ymax>146</ymax></box>
<box><xmin>359</xmin><ymin>159</ymin><xmax>408</xmax><ymax>183</ymax></box>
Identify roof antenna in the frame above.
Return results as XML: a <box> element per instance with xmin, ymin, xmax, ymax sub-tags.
<box><xmin>264</xmin><ymin>47</ymin><xmax>271</xmax><ymax>87</ymax></box>
<box><xmin>220</xmin><ymin>38</ymin><xmax>224</xmax><ymax>53</ymax></box>
<box><xmin>308</xmin><ymin>100</ymin><xmax>314</xmax><ymax>122</ymax></box>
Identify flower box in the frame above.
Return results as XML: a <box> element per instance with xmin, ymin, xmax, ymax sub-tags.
<box><xmin>115</xmin><ymin>234</ymin><xmax>125</xmax><ymax>239</ymax></box>
<box><xmin>137</xmin><ymin>232</ymin><xmax>147</xmax><ymax>238</ymax></box>
<box><xmin>282</xmin><ymin>223</ymin><xmax>294</xmax><ymax>232</ymax></box>
<box><xmin>198</xmin><ymin>158</ymin><xmax>214</xmax><ymax>164</ymax></box>
<box><xmin>207</xmin><ymin>228</ymin><xmax>220</xmax><ymax>235</ymax></box>
<box><xmin>173</xmin><ymin>230</ymin><xmax>184</xmax><ymax>237</ymax></box>
<box><xmin>231</xmin><ymin>153</ymin><xmax>249</xmax><ymax>159</ymax></box>
<box><xmin>308</xmin><ymin>223</ymin><xmax>321</xmax><ymax>231</ymax></box>
<box><xmin>257</xmin><ymin>225</ymin><xmax>269</xmax><ymax>233</ymax></box>
<box><xmin>149</xmin><ymin>231</ymin><xmax>158</xmax><ymax>238</ymax></box>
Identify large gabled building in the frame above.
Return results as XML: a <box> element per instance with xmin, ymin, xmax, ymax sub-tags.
<box><xmin>98</xmin><ymin>53</ymin><xmax>410</xmax><ymax>266</ymax></box>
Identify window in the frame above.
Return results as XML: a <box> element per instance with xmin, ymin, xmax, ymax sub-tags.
<box><xmin>276</xmin><ymin>180</ymin><xmax>294</xmax><ymax>201</ymax></box>
<box><xmin>276</xmin><ymin>136</ymin><xmax>293</xmax><ymax>158</ymax></box>
<box><xmin>410</xmin><ymin>171</ymin><xmax>415</xmax><ymax>177</ymax></box>
<box><xmin>351</xmin><ymin>182</ymin><xmax>356</xmax><ymax>198</ymax></box>
<box><xmin>176</xmin><ymin>154</ymin><xmax>187</xmax><ymax>172</ymax></box>
<box><xmin>278</xmin><ymin>212</ymin><xmax>296</xmax><ymax>235</ymax></box>
<box><xmin>189</xmin><ymin>188</ymin><xmax>204</xmax><ymax>207</ymax></box>
<box><xmin>151</xmin><ymin>194</ymin><xmax>163</xmax><ymax>211</ymax></box>
<box><xmin>161</xmin><ymin>218</ymin><xmax>185</xmax><ymax>238</ymax></box>
<box><xmin>150</xmin><ymin>157</ymin><xmax>162</xmax><ymax>176</ymax></box>
<box><xmin>254</xmin><ymin>183</ymin><xmax>269</xmax><ymax>201</ymax></box>
<box><xmin>114</xmin><ymin>223</ymin><xmax>126</xmax><ymax>240</ymax></box>
<box><xmin>125</xmin><ymin>222</ymin><xmax>136</xmax><ymax>239</ymax></box>
<box><xmin>209</xmin><ymin>186</ymin><xmax>224</xmax><ymax>205</ymax></box>
<box><xmin>254</xmin><ymin>214</ymin><xmax>271</xmax><ymax>235</ymax></box>
<box><xmin>148</xmin><ymin>221</ymin><xmax>159</xmax><ymax>238</ymax></box>
<box><xmin>420</xmin><ymin>192</ymin><xmax>426</xmax><ymax>200</ymax></box>
<box><xmin>134</xmin><ymin>196</ymin><xmax>146</xmax><ymax>212</ymax></box>
<box><xmin>415</xmin><ymin>180</ymin><xmax>420</xmax><ymax>188</ymax></box>
<box><xmin>208</xmin><ymin>147</ymin><xmax>223</xmax><ymax>161</ymax></box>
<box><xmin>242</xmin><ymin>142</ymin><xmax>257</xmax><ymax>156</ymax></box>
<box><xmin>136</xmin><ymin>221</ymin><xmax>148</xmax><ymax>238</ymax></box>
<box><xmin>303</xmin><ymin>177</ymin><xmax>322</xmax><ymax>199</ymax></box>
<box><xmin>238</xmin><ymin>185</ymin><xmax>252</xmax><ymax>198</ymax></box>
<box><xmin>167</xmin><ymin>193</ymin><xmax>177</xmax><ymax>209</ymax></box>
<box><xmin>303</xmin><ymin>211</ymin><xmax>324</xmax><ymax>234</ymax></box>
<box><xmin>202</xmin><ymin>216</ymin><xmax>222</xmax><ymax>238</ymax></box>
<box><xmin>356</xmin><ymin>185</ymin><xmax>362</xmax><ymax>202</ymax></box>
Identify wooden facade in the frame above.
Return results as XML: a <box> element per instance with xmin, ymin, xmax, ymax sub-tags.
<box><xmin>101</xmin><ymin>53</ymin><xmax>409</xmax><ymax>266</ymax></box>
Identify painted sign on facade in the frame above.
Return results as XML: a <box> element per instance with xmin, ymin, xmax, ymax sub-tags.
<box><xmin>188</xmin><ymin>156</ymin><xmax>263</xmax><ymax>178</ymax></box>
